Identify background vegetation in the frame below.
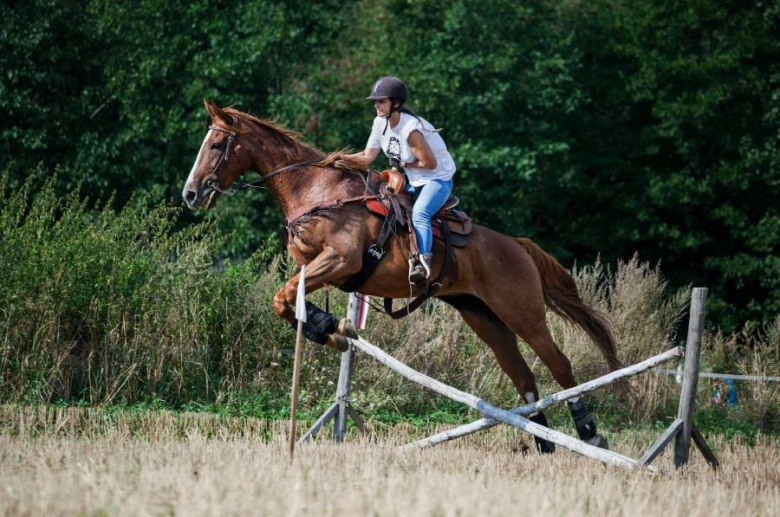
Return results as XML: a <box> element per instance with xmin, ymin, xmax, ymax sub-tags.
<box><xmin>1</xmin><ymin>1</ymin><xmax>778</xmax><ymax>436</ymax></box>
<box><xmin>3</xmin><ymin>0</ymin><xmax>780</xmax><ymax>330</ymax></box>
<box><xmin>1</xmin><ymin>179</ymin><xmax>777</xmax><ymax>435</ymax></box>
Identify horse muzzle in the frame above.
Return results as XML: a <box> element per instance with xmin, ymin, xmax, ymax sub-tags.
<box><xmin>182</xmin><ymin>185</ymin><xmax>220</xmax><ymax>210</ymax></box>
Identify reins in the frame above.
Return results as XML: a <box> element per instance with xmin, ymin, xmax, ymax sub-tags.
<box><xmin>205</xmin><ymin>124</ymin><xmax>378</xmax><ymax>227</ymax></box>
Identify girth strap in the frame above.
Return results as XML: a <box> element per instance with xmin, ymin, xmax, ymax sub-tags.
<box><xmin>339</xmin><ymin>210</ymin><xmax>397</xmax><ymax>293</ymax></box>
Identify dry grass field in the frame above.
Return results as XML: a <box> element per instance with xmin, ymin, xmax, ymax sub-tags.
<box><xmin>0</xmin><ymin>407</ymin><xmax>777</xmax><ymax>516</ymax></box>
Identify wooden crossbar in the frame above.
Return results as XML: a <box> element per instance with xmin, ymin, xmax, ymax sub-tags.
<box><xmin>348</xmin><ymin>336</ymin><xmax>645</xmax><ymax>470</ymax></box>
<box><xmin>405</xmin><ymin>347</ymin><xmax>683</xmax><ymax>449</ymax></box>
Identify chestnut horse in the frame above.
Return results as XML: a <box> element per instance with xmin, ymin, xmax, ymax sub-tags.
<box><xmin>183</xmin><ymin>100</ymin><xmax>620</xmax><ymax>452</ymax></box>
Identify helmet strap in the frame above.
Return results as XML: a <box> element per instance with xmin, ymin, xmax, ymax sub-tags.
<box><xmin>382</xmin><ymin>100</ymin><xmax>402</xmax><ymax>135</ymax></box>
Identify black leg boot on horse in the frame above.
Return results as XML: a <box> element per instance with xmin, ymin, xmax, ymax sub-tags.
<box><xmin>568</xmin><ymin>398</ymin><xmax>608</xmax><ymax>448</ymax></box>
<box><xmin>291</xmin><ymin>301</ymin><xmax>339</xmax><ymax>346</ymax></box>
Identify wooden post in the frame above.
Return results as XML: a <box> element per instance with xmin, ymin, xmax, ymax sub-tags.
<box><xmin>300</xmin><ymin>292</ymin><xmax>366</xmax><ymax>443</ymax></box>
<box><xmin>289</xmin><ymin>319</ymin><xmax>305</xmax><ymax>459</ymax></box>
<box><xmin>674</xmin><ymin>287</ymin><xmax>706</xmax><ymax>468</ymax></box>
<box><xmin>333</xmin><ymin>294</ymin><xmax>360</xmax><ymax>443</ymax></box>
<box><xmin>289</xmin><ymin>266</ymin><xmax>308</xmax><ymax>461</ymax></box>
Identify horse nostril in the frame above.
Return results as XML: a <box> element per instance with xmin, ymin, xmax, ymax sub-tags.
<box><xmin>184</xmin><ymin>190</ymin><xmax>197</xmax><ymax>204</ymax></box>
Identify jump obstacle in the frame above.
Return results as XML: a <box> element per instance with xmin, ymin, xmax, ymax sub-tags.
<box><xmin>303</xmin><ymin>288</ymin><xmax>719</xmax><ymax>470</ymax></box>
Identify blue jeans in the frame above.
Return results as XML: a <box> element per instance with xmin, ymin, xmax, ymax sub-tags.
<box><xmin>406</xmin><ymin>179</ymin><xmax>453</xmax><ymax>255</ymax></box>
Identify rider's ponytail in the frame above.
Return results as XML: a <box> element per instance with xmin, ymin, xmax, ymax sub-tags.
<box><xmin>382</xmin><ymin>99</ymin><xmax>439</xmax><ymax>135</ymax></box>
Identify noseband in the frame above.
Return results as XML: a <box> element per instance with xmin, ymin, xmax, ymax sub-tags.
<box><xmin>205</xmin><ymin>125</ymin><xmax>324</xmax><ymax>196</ymax></box>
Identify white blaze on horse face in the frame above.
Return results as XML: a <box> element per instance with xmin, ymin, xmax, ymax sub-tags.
<box><xmin>182</xmin><ymin>129</ymin><xmax>213</xmax><ymax>207</ymax></box>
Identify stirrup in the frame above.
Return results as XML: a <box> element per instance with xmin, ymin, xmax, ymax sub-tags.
<box><xmin>419</xmin><ymin>253</ymin><xmax>433</xmax><ymax>278</ymax></box>
<box><xmin>408</xmin><ymin>258</ymin><xmax>427</xmax><ymax>284</ymax></box>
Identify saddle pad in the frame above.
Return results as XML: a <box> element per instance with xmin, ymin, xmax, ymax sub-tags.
<box><xmin>364</xmin><ymin>199</ymin><xmax>472</xmax><ymax>247</ymax></box>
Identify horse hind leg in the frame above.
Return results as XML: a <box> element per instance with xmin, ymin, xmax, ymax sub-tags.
<box><xmin>507</xmin><ymin>314</ymin><xmax>609</xmax><ymax>448</ymax></box>
<box><xmin>439</xmin><ymin>295</ymin><xmax>556</xmax><ymax>454</ymax></box>
<box><xmin>475</xmin><ymin>275</ymin><xmax>610</xmax><ymax>449</ymax></box>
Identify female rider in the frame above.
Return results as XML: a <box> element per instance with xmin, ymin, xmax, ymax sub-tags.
<box><xmin>347</xmin><ymin>76</ymin><xmax>456</xmax><ymax>283</ymax></box>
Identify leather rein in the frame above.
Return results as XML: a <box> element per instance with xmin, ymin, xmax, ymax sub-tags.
<box><xmin>205</xmin><ymin>125</ymin><xmax>378</xmax><ymax>226</ymax></box>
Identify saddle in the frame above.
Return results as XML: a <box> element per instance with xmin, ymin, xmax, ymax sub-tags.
<box><xmin>339</xmin><ymin>170</ymin><xmax>472</xmax><ymax>312</ymax></box>
<box><xmin>364</xmin><ymin>170</ymin><xmax>472</xmax><ymax>248</ymax></box>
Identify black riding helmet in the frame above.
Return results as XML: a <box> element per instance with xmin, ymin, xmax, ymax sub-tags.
<box><xmin>366</xmin><ymin>76</ymin><xmax>407</xmax><ymax>101</ymax></box>
<box><xmin>368</xmin><ymin>76</ymin><xmax>409</xmax><ymax>135</ymax></box>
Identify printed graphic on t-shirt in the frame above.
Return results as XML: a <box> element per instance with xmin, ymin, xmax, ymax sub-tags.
<box><xmin>386</xmin><ymin>136</ymin><xmax>402</xmax><ymax>162</ymax></box>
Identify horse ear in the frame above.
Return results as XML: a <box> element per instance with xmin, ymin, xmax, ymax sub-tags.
<box><xmin>204</xmin><ymin>99</ymin><xmax>232</xmax><ymax>125</ymax></box>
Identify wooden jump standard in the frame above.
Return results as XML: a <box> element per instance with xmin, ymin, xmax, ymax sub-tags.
<box><xmin>310</xmin><ymin>288</ymin><xmax>718</xmax><ymax>470</ymax></box>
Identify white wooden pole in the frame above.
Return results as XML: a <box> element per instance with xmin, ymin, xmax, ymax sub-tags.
<box><xmin>348</xmin><ymin>336</ymin><xmax>644</xmax><ymax>469</ymax></box>
<box><xmin>406</xmin><ymin>346</ymin><xmax>683</xmax><ymax>449</ymax></box>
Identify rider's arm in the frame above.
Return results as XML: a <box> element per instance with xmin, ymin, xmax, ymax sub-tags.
<box><xmin>406</xmin><ymin>130</ymin><xmax>437</xmax><ymax>169</ymax></box>
<box><xmin>346</xmin><ymin>147</ymin><xmax>381</xmax><ymax>167</ymax></box>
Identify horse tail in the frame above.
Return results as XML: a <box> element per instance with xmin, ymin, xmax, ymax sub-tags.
<box><xmin>515</xmin><ymin>238</ymin><xmax>622</xmax><ymax>372</ymax></box>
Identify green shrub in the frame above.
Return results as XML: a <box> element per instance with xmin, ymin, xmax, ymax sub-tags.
<box><xmin>0</xmin><ymin>173</ymin><xmax>296</xmax><ymax>405</ymax></box>
<box><xmin>1</xmin><ymin>175</ymin><xmax>776</xmax><ymax>435</ymax></box>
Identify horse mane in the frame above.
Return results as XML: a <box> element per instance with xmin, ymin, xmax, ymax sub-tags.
<box><xmin>220</xmin><ymin>107</ymin><xmax>369</xmax><ymax>174</ymax></box>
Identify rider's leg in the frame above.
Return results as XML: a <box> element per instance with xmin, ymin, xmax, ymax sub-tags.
<box><xmin>409</xmin><ymin>179</ymin><xmax>452</xmax><ymax>281</ymax></box>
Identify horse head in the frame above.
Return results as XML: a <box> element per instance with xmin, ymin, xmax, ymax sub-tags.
<box><xmin>182</xmin><ymin>100</ymin><xmax>251</xmax><ymax>210</ymax></box>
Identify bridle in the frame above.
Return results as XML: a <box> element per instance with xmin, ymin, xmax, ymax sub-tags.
<box><xmin>205</xmin><ymin>125</ymin><xmax>323</xmax><ymax>196</ymax></box>
<box><xmin>202</xmin><ymin>122</ymin><xmax>379</xmax><ymax>230</ymax></box>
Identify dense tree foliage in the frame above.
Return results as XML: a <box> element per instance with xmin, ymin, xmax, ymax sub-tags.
<box><xmin>2</xmin><ymin>0</ymin><xmax>778</xmax><ymax>331</ymax></box>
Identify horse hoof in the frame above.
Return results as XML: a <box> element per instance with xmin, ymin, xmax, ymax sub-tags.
<box><xmin>337</xmin><ymin>318</ymin><xmax>359</xmax><ymax>339</ymax></box>
<box><xmin>325</xmin><ymin>333</ymin><xmax>349</xmax><ymax>352</ymax></box>
<box><xmin>585</xmin><ymin>434</ymin><xmax>609</xmax><ymax>450</ymax></box>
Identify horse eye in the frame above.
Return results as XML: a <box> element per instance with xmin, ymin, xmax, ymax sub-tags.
<box><xmin>211</xmin><ymin>142</ymin><xmax>224</xmax><ymax>150</ymax></box>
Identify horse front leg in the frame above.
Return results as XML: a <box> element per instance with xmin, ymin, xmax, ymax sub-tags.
<box><xmin>272</xmin><ymin>245</ymin><xmax>360</xmax><ymax>347</ymax></box>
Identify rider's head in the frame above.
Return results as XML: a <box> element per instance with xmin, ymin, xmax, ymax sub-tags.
<box><xmin>367</xmin><ymin>76</ymin><xmax>407</xmax><ymax>119</ymax></box>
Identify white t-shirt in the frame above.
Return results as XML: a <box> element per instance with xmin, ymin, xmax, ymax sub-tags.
<box><xmin>366</xmin><ymin>113</ymin><xmax>456</xmax><ymax>187</ymax></box>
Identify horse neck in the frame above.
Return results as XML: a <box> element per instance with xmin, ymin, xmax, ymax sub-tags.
<box><xmin>244</xmin><ymin>124</ymin><xmax>359</xmax><ymax>218</ymax></box>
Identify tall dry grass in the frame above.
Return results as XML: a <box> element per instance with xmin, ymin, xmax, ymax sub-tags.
<box><xmin>0</xmin><ymin>406</ymin><xmax>777</xmax><ymax>517</ymax></box>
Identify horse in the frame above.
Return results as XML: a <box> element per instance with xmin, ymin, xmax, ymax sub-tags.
<box><xmin>182</xmin><ymin>100</ymin><xmax>620</xmax><ymax>452</ymax></box>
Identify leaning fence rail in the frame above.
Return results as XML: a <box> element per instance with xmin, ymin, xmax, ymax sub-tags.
<box><xmin>404</xmin><ymin>347</ymin><xmax>683</xmax><ymax>450</ymax></box>
<box><xmin>348</xmin><ymin>335</ymin><xmax>641</xmax><ymax>469</ymax></box>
